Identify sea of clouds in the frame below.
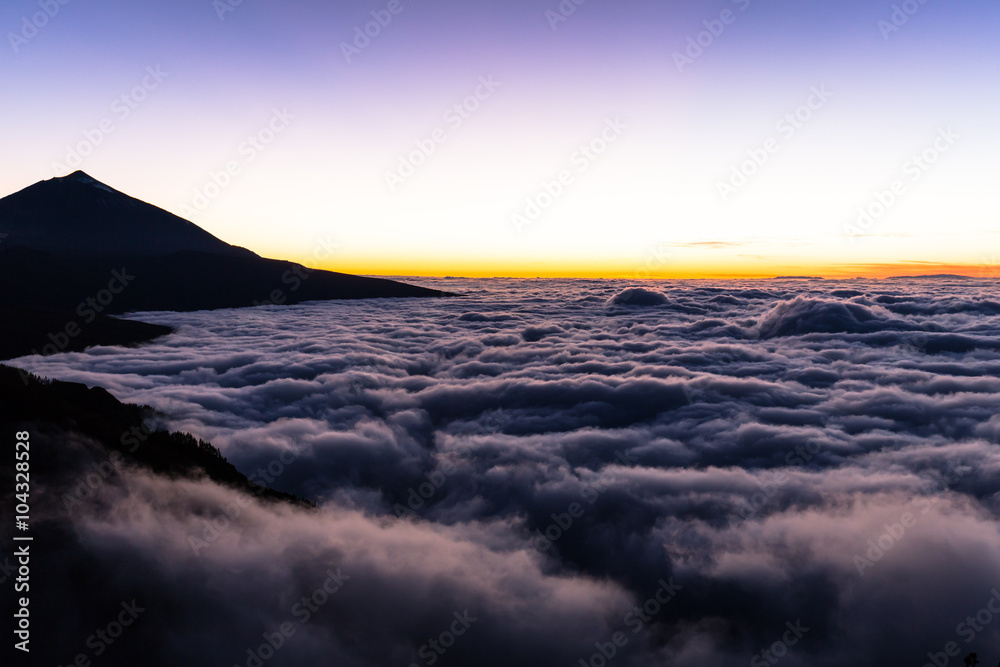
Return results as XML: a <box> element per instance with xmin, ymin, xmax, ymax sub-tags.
<box><xmin>12</xmin><ymin>276</ymin><xmax>1000</xmax><ymax>667</ymax></box>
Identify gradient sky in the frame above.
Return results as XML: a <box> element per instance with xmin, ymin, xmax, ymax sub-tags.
<box><xmin>2</xmin><ymin>0</ymin><xmax>998</xmax><ymax>278</ymax></box>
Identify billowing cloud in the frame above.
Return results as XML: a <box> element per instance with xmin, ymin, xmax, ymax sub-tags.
<box><xmin>11</xmin><ymin>276</ymin><xmax>1000</xmax><ymax>666</ymax></box>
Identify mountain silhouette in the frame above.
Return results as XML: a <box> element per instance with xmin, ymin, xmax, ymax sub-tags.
<box><xmin>0</xmin><ymin>170</ymin><xmax>253</xmax><ymax>257</ymax></box>
<box><xmin>0</xmin><ymin>170</ymin><xmax>452</xmax><ymax>359</ymax></box>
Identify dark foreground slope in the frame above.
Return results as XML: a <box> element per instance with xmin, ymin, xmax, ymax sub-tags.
<box><xmin>0</xmin><ymin>364</ymin><xmax>307</xmax><ymax>503</ymax></box>
<box><xmin>0</xmin><ymin>364</ymin><xmax>311</xmax><ymax>665</ymax></box>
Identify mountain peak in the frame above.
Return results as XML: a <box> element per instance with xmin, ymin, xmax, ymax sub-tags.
<box><xmin>0</xmin><ymin>170</ymin><xmax>450</xmax><ymax>314</ymax></box>
<box><xmin>60</xmin><ymin>170</ymin><xmax>118</xmax><ymax>193</ymax></box>
<box><xmin>0</xmin><ymin>171</ymin><xmax>239</xmax><ymax>257</ymax></box>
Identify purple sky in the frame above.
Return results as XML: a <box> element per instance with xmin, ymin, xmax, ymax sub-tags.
<box><xmin>2</xmin><ymin>0</ymin><xmax>998</xmax><ymax>276</ymax></box>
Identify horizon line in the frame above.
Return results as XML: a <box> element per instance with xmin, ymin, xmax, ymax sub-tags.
<box><xmin>349</xmin><ymin>270</ymin><xmax>993</xmax><ymax>281</ymax></box>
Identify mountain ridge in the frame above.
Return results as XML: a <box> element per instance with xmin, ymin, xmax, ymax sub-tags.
<box><xmin>0</xmin><ymin>170</ymin><xmax>452</xmax><ymax>359</ymax></box>
<box><xmin>0</xmin><ymin>170</ymin><xmax>254</xmax><ymax>258</ymax></box>
<box><xmin>0</xmin><ymin>171</ymin><xmax>450</xmax><ymax>314</ymax></box>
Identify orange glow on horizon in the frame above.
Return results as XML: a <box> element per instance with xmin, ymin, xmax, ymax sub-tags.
<box><xmin>298</xmin><ymin>256</ymin><xmax>992</xmax><ymax>281</ymax></box>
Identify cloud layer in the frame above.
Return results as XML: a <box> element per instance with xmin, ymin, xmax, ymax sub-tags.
<box><xmin>13</xmin><ymin>276</ymin><xmax>1000</xmax><ymax>666</ymax></box>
